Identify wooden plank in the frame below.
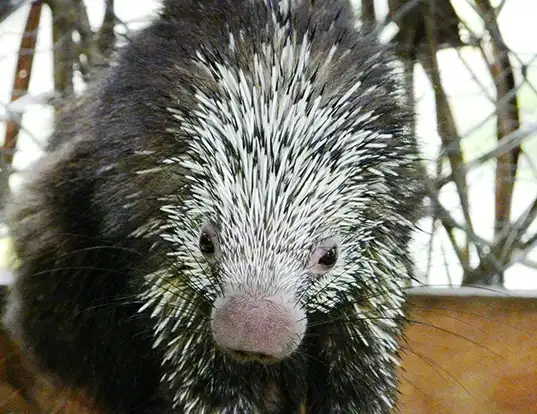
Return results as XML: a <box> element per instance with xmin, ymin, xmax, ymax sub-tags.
<box><xmin>398</xmin><ymin>295</ymin><xmax>537</xmax><ymax>413</ymax></box>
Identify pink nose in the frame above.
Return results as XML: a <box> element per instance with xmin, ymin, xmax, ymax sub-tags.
<box><xmin>211</xmin><ymin>294</ymin><xmax>306</xmax><ymax>363</ymax></box>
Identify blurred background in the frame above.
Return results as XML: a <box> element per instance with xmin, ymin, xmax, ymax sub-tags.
<box><xmin>0</xmin><ymin>0</ymin><xmax>536</xmax><ymax>412</ymax></box>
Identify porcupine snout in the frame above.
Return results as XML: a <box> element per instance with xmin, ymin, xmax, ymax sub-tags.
<box><xmin>211</xmin><ymin>294</ymin><xmax>306</xmax><ymax>364</ymax></box>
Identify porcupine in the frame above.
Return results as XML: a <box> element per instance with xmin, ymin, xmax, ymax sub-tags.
<box><xmin>2</xmin><ymin>0</ymin><xmax>425</xmax><ymax>413</ymax></box>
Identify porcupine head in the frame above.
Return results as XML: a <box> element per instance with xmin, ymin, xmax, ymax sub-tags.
<box><xmin>139</xmin><ymin>0</ymin><xmax>422</xmax><ymax>411</ymax></box>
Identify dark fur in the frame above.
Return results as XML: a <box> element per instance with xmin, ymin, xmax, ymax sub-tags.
<box><xmin>3</xmin><ymin>1</ymin><xmax>424</xmax><ymax>413</ymax></box>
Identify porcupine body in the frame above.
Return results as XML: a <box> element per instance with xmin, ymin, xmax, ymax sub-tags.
<box><xmin>3</xmin><ymin>0</ymin><xmax>424</xmax><ymax>413</ymax></box>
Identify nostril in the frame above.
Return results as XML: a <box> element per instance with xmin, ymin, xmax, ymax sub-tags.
<box><xmin>211</xmin><ymin>294</ymin><xmax>306</xmax><ymax>363</ymax></box>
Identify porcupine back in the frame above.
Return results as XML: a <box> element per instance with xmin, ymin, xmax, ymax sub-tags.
<box><xmin>3</xmin><ymin>0</ymin><xmax>424</xmax><ymax>413</ymax></box>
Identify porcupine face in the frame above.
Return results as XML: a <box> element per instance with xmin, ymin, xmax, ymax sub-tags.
<box><xmin>141</xmin><ymin>0</ymin><xmax>416</xmax><ymax>379</ymax></box>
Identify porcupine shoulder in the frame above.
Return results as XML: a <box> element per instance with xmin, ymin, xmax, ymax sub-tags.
<box><xmin>3</xmin><ymin>0</ymin><xmax>424</xmax><ymax>413</ymax></box>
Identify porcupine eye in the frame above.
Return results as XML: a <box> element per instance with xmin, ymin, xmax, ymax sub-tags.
<box><xmin>308</xmin><ymin>238</ymin><xmax>339</xmax><ymax>274</ymax></box>
<box><xmin>198</xmin><ymin>223</ymin><xmax>218</xmax><ymax>257</ymax></box>
<box><xmin>199</xmin><ymin>232</ymin><xmax>214</xmax><ymax>254</ymax></box>
<box><xmin>318</xmin><ymin>247</ymin><xmax>338</xmax><ymax>267</ymax></box>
